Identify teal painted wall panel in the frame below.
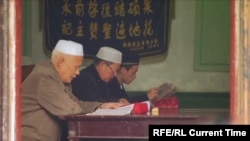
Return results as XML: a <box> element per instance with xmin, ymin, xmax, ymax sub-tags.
<box><xmin>194</xmin><ymin>0</ymin><xmax>230</xmax><ymax>71</ymax></box>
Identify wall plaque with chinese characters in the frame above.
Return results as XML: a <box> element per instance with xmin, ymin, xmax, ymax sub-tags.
<box><xmin>45</xmin><ymin>0</ymin><xmax>171</xmax><ymax>58</ymax></box>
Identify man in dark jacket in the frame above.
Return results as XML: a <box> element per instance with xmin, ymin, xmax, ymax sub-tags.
<box><xmin>107</xmin><ymin>51</ymin><xmax>159</xmax><ymax>105</ymax></box>
<box><xmin>72</xmin><ymin>46</ymin><xmax>123</xmax><ymax>102</ymax></box>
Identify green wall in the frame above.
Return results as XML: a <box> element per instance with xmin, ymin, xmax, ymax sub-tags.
<box><xmin>128</xmin><ymin>91</ymin><xmax>229</xmax><ymax>109</ymax></box>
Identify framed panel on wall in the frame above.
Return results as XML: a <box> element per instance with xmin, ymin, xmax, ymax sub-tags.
<box><xmin>194</xmin><ymin>0</ymin><xmax>230</xmax><ymax>72</ymax></box>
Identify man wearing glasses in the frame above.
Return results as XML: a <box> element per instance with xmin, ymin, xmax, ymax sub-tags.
<box><xmin>21</xmin><ymin>40</ymin><xmax>121</xmax><ymax>141</ymax></box>
<box><xmin>71</xmin><ymin>46</ymin><xmax>123</xmax><ymax>103</ymax></box>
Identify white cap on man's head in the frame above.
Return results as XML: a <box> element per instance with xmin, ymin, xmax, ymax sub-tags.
<box><xmin>96</xmin><ymin>46</ymin><xmax>122</xmax><ymax>64</ymax></box>
<box><xmin>54</xmin><ymin>40</ymin><xmax>84</xmax><ymax>56</ymax></box>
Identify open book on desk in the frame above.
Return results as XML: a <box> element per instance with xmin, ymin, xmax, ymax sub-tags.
<box><xmin>86</xmin><ymin>104</ymin><xmax>134</xmax><ymax>116</ymax></box>
<box><xmin>86</xmin><ymin>101</ymin><xmax>151</xmax><ymax>116</ymax></box>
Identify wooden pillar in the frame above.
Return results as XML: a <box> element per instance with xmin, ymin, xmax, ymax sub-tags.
<box><xmin>0</xmin><ymin>0</ymin><xmax>4</xmax><ymax>139</ymax></box>
<box><xmin>0</xmin><ymin>0</ymin><xmax>22</xmax><ymax>140</ymax></box>
<box><xmin>15</xmin><ymin>0</ymin><xmax>22</xmax><ymax>140</ymax></box>
<box><xmin>231</xmin><ymin>0</ymin><xmax>250</xmax><ymax>124</ymax></box>
<box><xmin>241</xmin><ymin>0</ymin><xmax>250</xmax><ymax>124</ymax></box>
<box><xmin>230</xmin><ymin>0</ymin><xmax>237</xmax><ymax>124</ymax></box>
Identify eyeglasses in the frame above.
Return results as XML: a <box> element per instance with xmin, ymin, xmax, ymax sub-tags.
<box><xmin>106</xmin><ymin>64</ymin><xmax>117</xmax><ymax>76</ymax></box>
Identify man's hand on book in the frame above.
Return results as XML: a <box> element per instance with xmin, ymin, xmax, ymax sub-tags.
<box><xmin>147</xmin><ymin>87</ymin><xmax>159</xmax><ymax>100</ymax></box>
<box><xmin>119</xmin><ymin>98</ymin><xmax>130</xmax><ymax>106</ymax></box>
<box><xmin>150</xmin><ymin>82</ymin><xmax>177</xmax><ymax>103</ymax></box>
<box><xmin>100</xmin><ymin>102</ymin><xmax>121</xmax><ymax>109</ymax></box>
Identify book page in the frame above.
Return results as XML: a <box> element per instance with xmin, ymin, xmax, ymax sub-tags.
<box><xmin>86</xmin><ymin>104</ymin><xmax>134</xmax><ymax>116</ymax></box>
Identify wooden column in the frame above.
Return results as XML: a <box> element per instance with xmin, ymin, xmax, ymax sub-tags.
<box><xmin>15</xmin><ymin>0</ymin><xmax>22</xmax><ymax>140</ymax></box>
<box><xmin>0</xmin><ymin>0</ymin><xmax>4</xmax><ymax>139</ymax></box>
<box><xmin>230</xmin><ymin>0</ymin><xmax>237</xmax><ymax>124</ymax></box>
<box><xmin>0</xmin><ymin>0</ymin><xmax>22</xmax><ymax>140</ymax></box>
<box><xmin>231</xmin><ymin>0</ymin><xmax>250</xmax><ymax>124</ymax></box>
<box><xmin>241</xmin><ymin>0</ymin><xmax>250</xmax><ymax>124</ymax></box>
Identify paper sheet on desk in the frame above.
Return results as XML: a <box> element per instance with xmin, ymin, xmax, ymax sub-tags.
<box><xmin>86</xmin><ymin>104</ymin><xmax>134</xmax><ymax>116</ymax></box>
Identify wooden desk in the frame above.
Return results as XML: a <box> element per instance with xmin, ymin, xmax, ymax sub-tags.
<box><xmin>62</xmin><ymin>109</ymin><xmax>229</xmax><ymax>141</ymax></box>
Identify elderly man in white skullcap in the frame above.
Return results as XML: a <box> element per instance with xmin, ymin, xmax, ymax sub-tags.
<box><xmin>21</xmin><ymin>40</ymin><xmax>120</xmax><ymax>141</ymax></box>
<box><xmin>72</xmin><ymin>46</ymin><xmax>124</xmax><ymax>103</ymax></box>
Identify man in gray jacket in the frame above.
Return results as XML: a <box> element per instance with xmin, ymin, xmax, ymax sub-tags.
<box><xmin>21</xmin><ymin>40</ymin><xmax>120</xmax><ymax>141</ymax></box>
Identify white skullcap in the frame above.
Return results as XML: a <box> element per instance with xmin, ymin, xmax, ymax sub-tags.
<box><xmin>54</xmin><ymin>40</ymin><xmax>84</xmax><ymax>56</ymax></box>
<box><xmin>96</xmin><ymin>46</ymin><xmax>122</xmax><ymax>64</ymax></box>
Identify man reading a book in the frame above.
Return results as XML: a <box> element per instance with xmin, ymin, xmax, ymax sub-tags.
<box><xmin>72</xmin><ymin>46</ymin><xmax>123</xmax><ymax>103</ymax></box>
<box><xmin>107</xmin><ymin>50</ymin><xmax>159</xmax><ymax>105</ymax></box>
